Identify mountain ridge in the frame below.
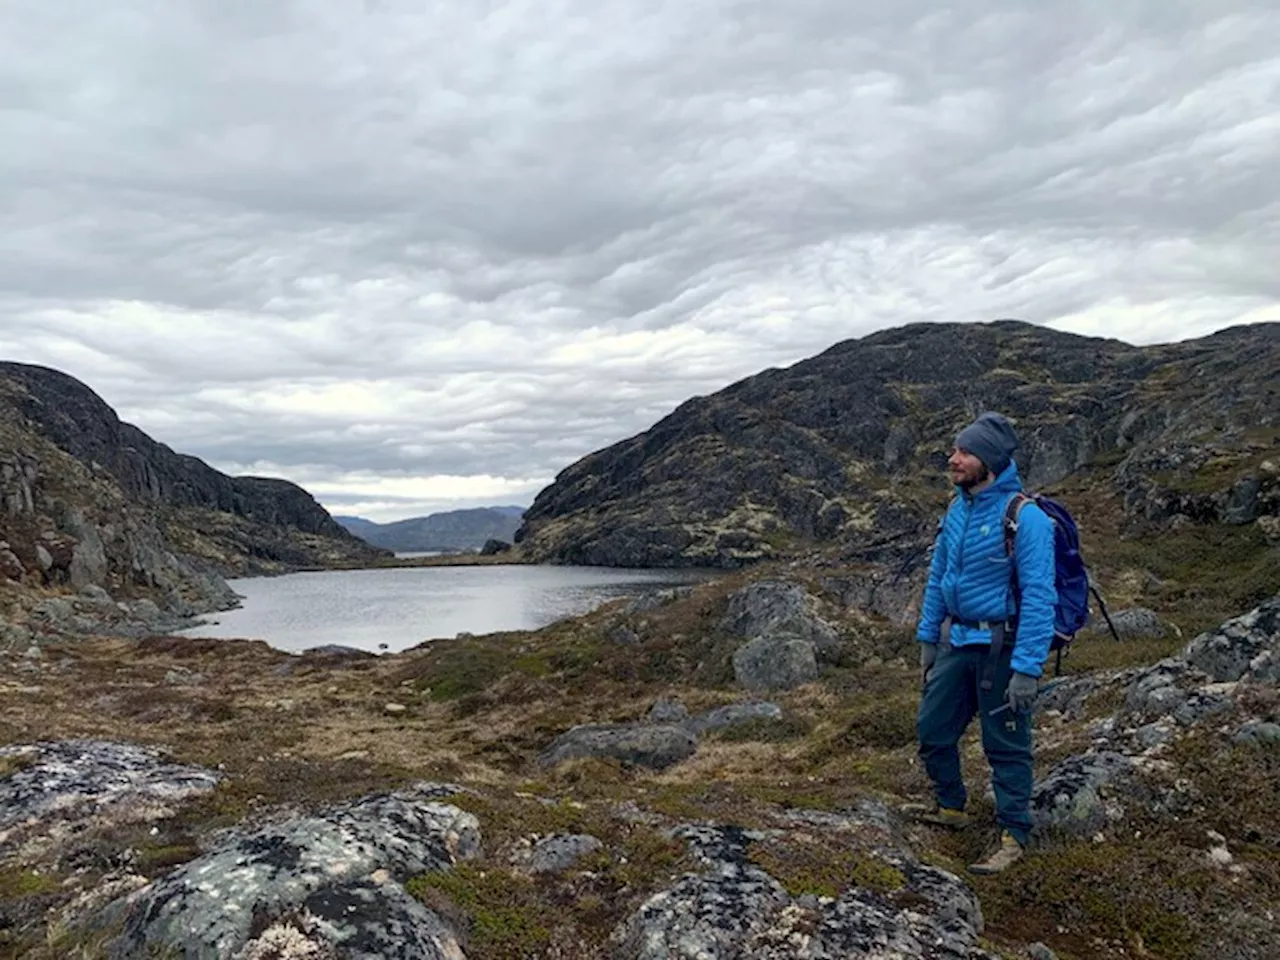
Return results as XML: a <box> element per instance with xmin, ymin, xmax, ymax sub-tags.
<box><xmin>514</xmin><ymin>319</ymin><xmax>1279</xmax><ymax>569</ymax></box>
<box><xmin>335</xmin><ymin>506</ymin><xmax>526</xmax><ymax>553</ymax></box>
<box><xmin>0</xmin><ymin>361</ymin><xmax>388</xmax><ymax>634</ymax></box>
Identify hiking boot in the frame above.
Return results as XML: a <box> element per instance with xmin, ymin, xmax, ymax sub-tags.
<box><xmin>900</xmin><ymin>801</ymin><xmax>971</xmax><ymax>829</ymax></box>
<box><xmin>967</xmin><ymin>830</ymin><xmax>1025</xmax><ymax>875</ymax></box>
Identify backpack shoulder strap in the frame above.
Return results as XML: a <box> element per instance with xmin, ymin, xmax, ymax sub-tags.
<box><xmin>1002</xmin><ymin>491</ymin><xmax>1033</xmax><ymax>557</ymax></box>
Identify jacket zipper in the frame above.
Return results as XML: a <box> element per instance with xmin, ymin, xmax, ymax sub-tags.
<box><xmin>949</xmin><ymin>496</ymin><xmax>974</xmax><ymax>614</ymax></box>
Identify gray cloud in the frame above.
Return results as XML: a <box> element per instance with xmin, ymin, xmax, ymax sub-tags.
<box><xmin>1</xmin><ymin>0</ymin><xmax>1277</xmax><ymax>520</ymax></box>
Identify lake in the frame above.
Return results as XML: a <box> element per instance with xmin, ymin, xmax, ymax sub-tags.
<box><xmin>179</xmin><ymin>564</ymin><xmax>717</xmax><ymax>654</ymax></box>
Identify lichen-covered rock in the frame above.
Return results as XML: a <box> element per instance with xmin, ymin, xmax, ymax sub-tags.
<box><xmin>732</xmin><ymin>634</ymin><xmax>819</xmax><ymax>691</ymax></box>
<box><xmin>1031</xmin><ymin>751</ymin><xmax>1135</xmax><ymax>837</ymax></box>
<box><xmin>1233</xmin><ymin>720</ymin><xmax>1280</xmax><ymax>746</ymax></box>
<box><xmin>1124</xmin><ymin>658</ymin><xmax>1195</xmax><ymax>717</ymax></box>
<box><xmin>102</xmin><ymin>783</ymin><xmax>477</xmax><ymax>960</ymax></box>
<box><xmin>721</xmin><ymin>580</ymin><xmax>840</xmax><ymax>653</ymax></box>
<box><xmin>233</xmin><ymin>879</ymin><xmax>466</xmax><ymax>960</ymax></box>
<box><xmin>609</xmin><ymin>825</ymin><xmax>793</xmax><ymax>960</ymax></box>
<box><xmin>0</xmin><ymin>740</ymin><xmax>221</xmax><ymax>857</ymax></box>
<box><xmin>647</xmin><ymin>697</ymin><xmax>691</xmax><ymax>724</ymax></box>
<box><xmin>509</xmin><ymin>834</ymin><xmax>603</xmax><ymax>875</ymax></box>
<box><xmin>684</xmin><ymin>701</ymin><xmax>784</xmax><ymax>737</ymax></box>
<box><xmin>612</xmin><ymin>818</ymin><xmax>998</xmax><ymax>959</ymax></box>
<box><xmin>1106</xmin><ymin>607</ymin><xmax>1170</xmax><ymax>640</ymax></box>
<box><xmin>1184</xmin><ymin>596</ymin><xmax>1280</xmax><ymax>683</ymax></box>
<box><xmin>538</xmin><ymin>723</ymin><xmax>697</xmax><ymax>770</ymax></box>
<box><xmin>1036</xmin><ymin>675</ymin><xmax>1102</xmax><ymax>719</ymax></box>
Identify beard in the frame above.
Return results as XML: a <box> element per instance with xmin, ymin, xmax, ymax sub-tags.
<box><xmin>955</xmin><ymin>464</ymin><xmax>991</xmax><ymax>490</ymax></box>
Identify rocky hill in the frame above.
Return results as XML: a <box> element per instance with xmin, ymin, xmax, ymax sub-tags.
<box><xmin>515</xmin><ymin>320</ymin><xmax>1279</xmax><ymax>571</ymax></box>
<box><xmin>337</xmin><ymin>506</ymin><xmax>525</xmax><ymax>553</ymax></box>
<box><xmin>0</xmin><ymin>362</ymin><xmax>387</xmax><ymax>635</ymax></box>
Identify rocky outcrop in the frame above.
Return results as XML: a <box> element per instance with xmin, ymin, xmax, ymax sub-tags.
<box><xmin>1030</xmin><ymin>594</ymin><xmax>1280</xmax><ymax>841</ymax></box>
<box><xmin>0</xmin><ymin>740</ymin><xmax>222</xmax><ymax>861</ymax></box>
<box><xmin>539</xmin><ymin>699</ymin><xmax>787</xmax><ymax>769</ymax></box>
<box><xmin>719</xmin><ymin>580</ymin><xmax>842</xmax><ymax>690</ymax></box>
<box><xmin>0</xmin><ymin>363</ymin><xmax>388</xmax><ymax>631</ymax></box>
<box><xmin>516</xmin><ymin>320</ymin><xmax>1280</xmax><ymax>567</ymax></box>
<box><xmin>612</xmin><ymin>806</ymin><xmax>1000</xmax><ymax>959</ymax></box>
<box><xmin>720</xmin><ymin>581</ymin><xmax>840</xmax><ymax>652</ymax></box>
<box><xmin>0</xmin><ymin>363</ymin><xmax>358</xmax><ymax>542</ymax></box>
<box><xmin>731</xmin><ymin>635</ymin><xmax>819</xmax><ymax>691</ymax></box>
<box><xmin>100</xmin><ymin>783</ymin><xmax>478</xmax><ymax>960</ymax></box>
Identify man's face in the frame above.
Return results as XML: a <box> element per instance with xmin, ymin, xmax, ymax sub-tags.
<box><xmin>948</xmin><ymin>447</ymin><xmax>989</xmax><ymax>489</ymax></box>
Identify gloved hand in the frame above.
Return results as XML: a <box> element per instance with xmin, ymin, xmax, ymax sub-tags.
<box><xmin>1007</xmin><ymin>672</ymin><xmax>1039</xmax><ymax>713</ymax></box>
<box><xmin>920</xmin><ymin>643</ymin><xmax>939</xmax><ymax>684</ymax></box>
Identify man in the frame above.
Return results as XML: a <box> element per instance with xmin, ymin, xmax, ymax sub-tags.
<box><xmin>905</xmin><ymin>411</ymin><xmax>1057</xmax><ymax>875</ymax></box>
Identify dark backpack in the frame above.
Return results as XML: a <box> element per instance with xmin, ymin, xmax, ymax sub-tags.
<box><xmin>1002</xmin><ymin>492</ymin><xmax>1120</xmax><ymax>674</ymax></box>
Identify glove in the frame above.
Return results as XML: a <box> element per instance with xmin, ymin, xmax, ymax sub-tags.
<box><xmin>920</xmin><ymin>643</ymin><xmax>938</xmax><ymax>684</ymax></box>
<box><xmin>1007</xmin><ymin>672</ymin><xmax>1039</xmax><ymax>713</ymax></box>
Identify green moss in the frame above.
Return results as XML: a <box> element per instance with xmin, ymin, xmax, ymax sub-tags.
<box><xmin>0</xmin><ymin>753</ymin><xmax>34</xmax><ymax>778</ymax></box>
<box><xmin>816</xmin><ymin>691</ymin><xmax>919</xmax><ymax>754</ymax></box>
<box><xmin>407</xmin><ymin>866</ymin><xmax>551</xmax><ymax>957</ymax></box>
<box><xmin>708</xmin><ymin>715</ymin><xmax>813</xmax><ymax>744</ymax></box>
<box><xmin>1095</xmin><ymin>523</ymin><xmax>1278</xmax><ymax>636</ymax></box>
<box><xmin>135</xmin><ymin>843</ymin><xmax>201</xmax><ymax>874</ymax></box>
<box><xmin>0</xmin><ymin>867</ymin><xmax>60</xmax><ymax>899</ymax></box>
<box><xmin>748</xmin><ymin>840</ymin><xmax>905</xmax><ymax>899</ymax></box>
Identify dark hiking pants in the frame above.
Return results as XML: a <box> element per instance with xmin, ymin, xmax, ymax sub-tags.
<box><xmin>916</xmin><ymin>642</ymin><xmax>1034</xmax><ymax>846</ymax></box>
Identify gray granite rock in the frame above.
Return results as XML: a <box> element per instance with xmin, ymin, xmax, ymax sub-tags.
<box><xmin>1031</xmin><ymin>751</ymin><xmax>1135</xmax><ymax>838</ymax></box>
<box><xmin>1233</xmin><ymin>721</ymin><xmax>1280</xmax><ymax>746</ymax></box>
<box><xmin>1106</xmin><ymin>607</ymin><xmax>1169</xmax><ymax>640</ymax></box>
<box><xmin>102</xmin><ymin>783</ymin><xmax>476</xmax><ymax>960</ymax></box>
<box><xmin>732</xmin><ymin>634</ymin><xmax>819</xmax><ymax>691</ymax></box>
<box><xmin>0</xmin><ymin>740</ymin><xmax>221</xmax><ymax>856</ymax></box>
<box><xmin>721</xmin><ymin>580</ymin><xmax>840</xmax><ymax>653</ymax></box>
<box><xmin>510</xmin><ymin>834</ymin><xmax>603</xmax><ymax>874</ymax></box>
<box><xmin>538</xmin><ymin>723</ymin><xmax>697</xmax><ymax>770</ymax></box>
<box><xmin>1184</xmin><ymin>596</ymin><xmax>1280</xmax><ymax>683</ymax></box>
<box><xmin>611</xmin><ymin>821</ymin><xmax>997</xmax><ymax>960</ymax></box>
<box><xmin>684</xmin><ymin>702</ymin><xmax>784</xmax><ymax>737</ymax></box>
<box><xmin>647</xmin><ymin>697</ymin><xmax>691</xmax><ymax>724</ymax></box>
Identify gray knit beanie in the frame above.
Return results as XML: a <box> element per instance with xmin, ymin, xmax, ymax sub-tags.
<box><xmin>955</xmin><ymin>412</ymin><xmax>1019</xmax><ymax>476</ymax></box>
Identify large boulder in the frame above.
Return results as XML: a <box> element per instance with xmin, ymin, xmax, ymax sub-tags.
<box><xmin>720</xmin><ymin>580</ymin><xmax>840</xmax><ymax>653</ymax></box>
<box><xmin>538</xmin><ymin>723</ymin><xmax>698</xmax><ymax>770</ymax></box>
<box><xmin>1184</xmin><ymin>596</ymin><xmax>1280</xmax><ymax>683</ymax></box>
<box><xmin>731</xmin><ymin>634</ymin><xmax>819</xmax><ymax>691</ymax></box>
<box><xmin>0</xmin><ymin>740</ymin><xmax>221</xmax><ymax>858</ymax></box>
<box><xmin>100</xmin><ymin>783</ymin><xmax>478</xmax><ymax>960</ymax></box>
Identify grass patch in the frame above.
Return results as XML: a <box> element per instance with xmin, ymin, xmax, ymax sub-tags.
<box><xmin>748</xmin><ymin>837</ymin><xmax>906</xmax><ymax>899</ymax></box>
<box><xmin>0</xmin><ymin>753</ymin><xmax>35</xmax><ymax>778</ymax></box>
<box><xmin>407</xmin><ymin>865</ymin><xmax>551</xmax><ymax>958</ymax></box>
<box><xmin>977</xmin><ymin>732</ymin><xmax>1280</xmax><ymax>959</ymax></box>
<box><xmin>134</xmin><ymin>843</ymin><xmax>201</xmax><ymax>875</ymax></box>
<box><xmin>706</xmin><ymin>715</ymin><xmax>813</xmax><ymax>744</ymax></box>
<box><xmin>168</xmin><ymin>756</ymin><xmax>416</xmax><ymax>835</ymax></box>
<box><xmin>0</xmin><ymin>868</ymin><xmax>60</xmax><ymax>899</ymax></box>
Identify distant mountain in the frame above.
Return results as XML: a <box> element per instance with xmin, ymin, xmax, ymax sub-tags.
<box><xmin>337</xmin><ymin>506</ymin><xmax>526</xmax><ymax>553</ymax></box>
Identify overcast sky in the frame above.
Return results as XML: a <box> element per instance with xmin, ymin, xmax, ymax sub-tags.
<box><xmin>1</xmin><ymin>1</ymin><xmax>1277</xmax><ymax>521</ymax></box>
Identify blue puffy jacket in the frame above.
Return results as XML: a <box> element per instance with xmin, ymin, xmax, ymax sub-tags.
<box><xmin>916</xmin><ymin>461</ymin><xmax>1057</xmax><ymax>678</ymax></box>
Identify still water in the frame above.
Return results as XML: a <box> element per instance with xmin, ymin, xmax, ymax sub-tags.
<box><xmin>180</xmin><ymin>564</ymin><xmax>716</xmax><ymax>654</ymax></box>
